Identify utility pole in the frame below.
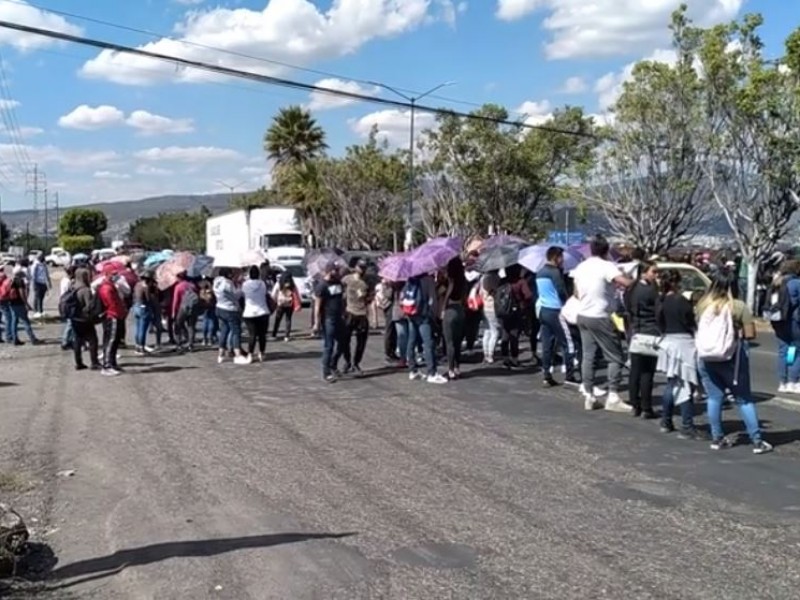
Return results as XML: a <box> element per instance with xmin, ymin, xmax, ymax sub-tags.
<box><xmin>55</xmin><ymin>192</ymin><xmax>59</xmax><ymax>241</ymax></box>
<box><xmin>25</xmin><ymin>164</ymin><xmax>46</xmax><ymax>247</ymax></box>
<box><xmin>216</xmin><ymin>180</ymin><xmax>247</xmax><ymax>206</ymax></box>
<box><xmin>43</xmin><ymin>187</ymin><xmax>48</xmax><ymax>250</ymax></box>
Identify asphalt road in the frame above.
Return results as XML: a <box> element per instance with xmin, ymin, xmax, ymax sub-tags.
<box><xmin>2</xmin><ymin>312</ymin><xmax>800</xmax><ymax>599</ymax></box>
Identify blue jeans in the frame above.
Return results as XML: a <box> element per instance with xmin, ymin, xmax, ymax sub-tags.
<box><xmin>10</xmin><ymin>303</ymin><xmax>36</xmax><ymax>342</ymax></box>
<box><xmin>33</xmin><ymin>282</ymin><xmax>47</xmax><ymax>314</ymax></box>
<box><xmin>394</xmin><ymin>320</ymin><xmax>409</xmax><ymax>360</ymax></box>
<box><xmin>202</xmin><ymin>308</ymin><xmax>218</xmax><ymax>343</ymax></box>
<box><xmin>321</xmin><ymin>315</ymin><xmax>348</xmax><ymax>377</ymax></box>
<box><xmin>61</xmin><ymin>319</ymin><xmax>74</xmax><ymax>348</ymax></box>
<box><xmin>216</xmin><ymin>308</ymin><xmax>241</xmax><ymax>351</ymax></box>
<box><xmin>0</xmin><ymin>302</ymin><xmax>11</xmax><ymax>342</ymax></box>
<box><xmin>134</xmin><ymin>304</ymin><xmax>153</xmax><ymax>347</ymax></box>
<box><xmin>407</xmin><ymin>316</ymin><xmax>436</xmax><ymax>376</ymax></box>
<box><xmin>661</xmin><ymin>377</ymin><xmax>696</xmax><ymax>431</ymax></box>
<box><xmin>539</xmin><ymin>307</ymin><xmax>574</xmax><ymax>377</ymax></box>
<box><xmin>773</xmin><ymin>321</ymin><xmax>800</xmax><ymax>384</ymax></box>
<box><xmin>698</xmin><ymin>344</ymin><xmax>762</xmax><ymax>444</ymax></box>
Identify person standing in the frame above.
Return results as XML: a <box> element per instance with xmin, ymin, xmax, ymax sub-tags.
<box><xmin>765</xmin><ymin>260</ymin><xmax>800</xmax><ymax>393</ymax></box>
<box><xmin>441</xmin><ymin>258</ymin><xmax>468</xmax><ymax>380</ymax></box>
<box><xmin>132</xmin><ymin>272</ymin><xmax>156</xmax><ymax>355</ymax></box>
<box><xmin>7</xmin><ymin>270</ymin><xmax>38</xmax><ymax>345</ymax></box>
<box><xmin>59</xmin><ymin>266</ymin><xmax>76</xmax><ymax>350</ymax></box>
<box><xmin>314</xmin><ymin>263</ymin><xmax>348</xmax><ymax>383</ymax></box>
<box><xmin>97</xmin><ymin>272</ymin><xmax>127</xmax><ymax>376</ymax></box>
<box><xmin>214</xmin><ymin>268</ymin><xmax>250</xmax><ymax>365</ymax></box>
<box><xmin>173</xmin><ymin>273</ymin><xmax>200</xmax><ymax>352</ymax></box>
<box><xmin>342</xmin><ymin>259</ymin><xmax>371</xmax><ymax>375</ymax></box>
<box><xmin>242</xmin><ymin>265</ymin><xmax>270</xmax><ymax>362</ymax></box>
<box><xmin>404</xmin><ymin>272</ymin><xmax>447</xmax><ymax>384</ymax></box>
<box><xmin>31</xmin><ymin>254</ymin><xmax>51</xmax><ymax>317</ymax></box>
<box><xmin>571</xmin><ymin>235</ymin><xmax>632</xmax><ymax>412</ymax></box>
<box><xmin>536</xmin><ymin>246</ymin><xmax>577</xmax><ymax>387</ymax></box>
<box><xmin>625</xmin><ymin>261</ymin><xmax>660</xmax><ymax>418</ymax></box>
<box><xmin>70</xmin><ymin>268</ymin><xmax>100</xmax><ymax>371</ymax></box>
<box><xmin>480</xmin><ymin>271</ymin><xmax>501</xmax><ymax>364</ymax></box>
<box><xmin>271</xmin><ymin>271</ymin><xmax>298</xmax><ymax>341</ymax></box>
<box><xmin>375</xmin><ymin>278</ymin><xmax>398</xmax><ymax>362</ymax></box>
<box><xmin>497</xmin><ymin>265</ymin><xmax>532</xmax><ymax>369</ymax></box>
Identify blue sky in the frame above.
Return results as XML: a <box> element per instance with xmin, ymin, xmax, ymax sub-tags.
<box><xmin>0</xmin><ymin>0</ymin><xmax>796</xmax><ymax>211</ymax></box>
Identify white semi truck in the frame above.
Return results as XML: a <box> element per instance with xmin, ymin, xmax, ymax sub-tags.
<box><xmin>205</xmin><ymin>207</ymin><xmax>306</xmax><ymax>268</ymax></box>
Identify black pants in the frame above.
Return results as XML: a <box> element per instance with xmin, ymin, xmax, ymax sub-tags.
<box><xmin>500</xmin><ymin>316</ymin><xmax>521</xmax><ymax>360</ymax></box>
<box><xmin>443</xmin><ymin>304</ymin><xmax>465</xmax><ymax>371</ymax></box>
<box><xmin>464</xmin><ymin>308</ymin><xmax>481</xmax><ymax>351</ymax></box>
<box><xmin>346</xmin><ymin>313</ymin><xmax>369</xmax><ymax>367</ymax></box>
<box><xmin>383</xmin><ymin>308</ymin><xmax>397</xmax><ymax>358</ymax></box>
<box><xmin>72</xmin><ymin>320</ymin><xmax>99</xmax><ymax>368</ymax></box>
<box><xmin>272</xmin><ymin>306</ymin><xmax>293</xmax><ymax>338</ymax></box>
<box><xmin>629</xmin><ymin>353</ymin><xmax>658</xmax><ymax>412</ymax></box>
<box><xmin>245</xmin><ymin>314</ymin><xmax>269</xmax><ymax>354</ymax></box>
<box><xmin>528</xmin><ymin>313</ymin><xmax>540</xmax><ymax>359</ymax></box>
<box><xmin>102</xmin><ymin>318</ymin><xmax>123</xmax><ymax>369</ymax></box>
<box><xmin>175</xmin><ymin>311</ymin><xmax>198</xmax><ymax>348</ymax></box>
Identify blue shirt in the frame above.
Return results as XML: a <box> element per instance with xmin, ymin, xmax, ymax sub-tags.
<box><xmin>536</xmin><ymin>264</ymin><xmax>568</xmax><ymax>310</ymax></box>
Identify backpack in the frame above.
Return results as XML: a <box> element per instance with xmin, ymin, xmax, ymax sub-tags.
<box><xmin>696</xmin><ymin>304</ymin><xmax>737</xmax><ymax>362</ymax></box>
<box><xmin>763</xmin><ymin>283</ymin><xmax>792</xmax><ymax>322</ymax></box>
<box><xmin>88</xmin><ymin>292</ymin><xmax>105</xmax><ymax>323</ymax></box>
<box><xmin>180</xmin><ymin>287</ymin><xmax>201</xmax><ymax>317</ymax></box>
<box><xmin>400</xmin><ymin>278</ymin><xmax>424</xmax><ymax>317</ymax></box>
<box><xmin>59</xmin><ymin>286</ymin><xmax>80</xmax><ymax>320</ymax></box>
<box><xmin>198</xmin><ymin>285</ymin><xmax>214</xmax><ymax>307</ymax></box>
<box><xmin>494</xmin><ymin>282</ymin><xmax>519</xmax><ymax>319</ymax></box>
<box><xmin>0</xmin><ymin>275</ymin><xmax>9</xmax><ymax>301</ymax></box>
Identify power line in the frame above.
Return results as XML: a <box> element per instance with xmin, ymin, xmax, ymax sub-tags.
<box><xmin>0</xmin><ymin>0</ymin><xmax>490</xmax><ymax>113</ymax></box>
<box><xmin>0</xmin><ymin>18</ymin><xmax>606</xmax><ymax>141</ymax></box>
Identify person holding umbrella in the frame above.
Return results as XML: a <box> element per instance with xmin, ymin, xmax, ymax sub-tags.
<box><xmin>313</xmin><ymin>261</ymin><xmax>349</xmax><ymax>383</ymax></box>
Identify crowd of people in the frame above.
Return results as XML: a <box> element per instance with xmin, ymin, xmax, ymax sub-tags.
<box><xmin>0</xmin><ymin>234</ymin><xmax>784</xmax><ymax>455</ymax></box>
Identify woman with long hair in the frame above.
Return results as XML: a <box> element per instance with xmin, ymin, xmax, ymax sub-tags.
<box><xmin>696</xmin><ymin>269</ymin><xmax>772</xmax><ymax>454</ymax></box>
<box><xmin>243</xmin><ymin>265</ymin><xmax>271</xmax><ymax>362</ymax></box>
<box><xmin>625</xmin><ymin>260</ymin><xmax>660</xmax><ymax>418</ymax></box>
<box><xmin>214</xmin><ymin>267</ymin><xmax>250</xmax><ymax>365</ymax></box>
<box><xmin>442</xmin><ymin>257</ymin><xmax>468</xmax><ymax>379</ymax></box>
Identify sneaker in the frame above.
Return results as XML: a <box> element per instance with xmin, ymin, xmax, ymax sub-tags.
<box><xmin>579</xmin><ymin>384</ymin><xmax>606</xmax><ymax>398</ymax></box>
<box><xmin>283</xmin><ymin>337</ymin><xmax>290</xmax><ymax>342</ymax></box>
<box><xmin>789</xmin><ymin>383</ymin><xmax>800</xmax><ymax>395</ymax></box>
<box><xmin>134</xmin><ymin>347</ymin><xmax>145</xmax><ymax>356</ymax></box>
<box><xmin>101</xmin><ymin>368</ymin><xmax>120</xmax><ymax>377</ymax></box>
<box><xmin>75</xmin><ymin>364</ymin><xmax>88</xmax><ymax>371</ymax></box>
<box><xmin>660</xmin><ymin>424</ymin><xmax>675</xmax><ymax>434</ymax></box>
<box><xmin>710</xmin><ymin>437</ymin><xmax>732</xmax><ymax>451</ymax></box>
<box><xmin>564</xmin><ymin>374</ymin><xmax>581</xmax><ymax>386</ymax></box>
<box><xmin>426</xmin><ymin>373</ymin><xmax>448</xmax><ymax>385</ymax></box>
<box><xmin>324</xmin><ymin>374</ymin><xmax>337</xmax><ymax>383</ymax></box>
<box><xmin>255</xmin><ymin>352</ymin><xmax>264</xmax><ymax>363</ymax></box>
<box><xmin>753</xmin><ymin>440</ymin><xmax>774</xmax><ymax>455</ymax></box>
<box><xmin>677</xmin><ymin>428</ymin><xmax>710</xmax><ymax>441</ymax></box>
<box><xmin>217</xmin><ymin>354</ymin><xmax>225</xmax><ymax>364</ymax></box>
<box><xmin>604</xmin><ymin>392</ymin><xmax>631</xmax><ymax>413</ymax></box>
<box><xmin>409</xmin><ymin>371</ymin><xmax>424</xmax><ymax>381</ymax></box>
<box><xmin>583</xmin><ymin>394</ymin><xmax>598</xmax><ymax>411</ymax></box>
<box><xmin>234</xmin><ymin>355</ymin><xmax>252</xmax><ymax>365</ymax></box>
<box><xmin>143</xmin><ymin>345</ymin><xmax>155</xmax><ymax>354</ymax></box>
<box><xmin>352</xmin><ymin>365</ymin><xmax>364</xmax><ymax>377</ymax></box>
<box><xmin>543</xmin><ymin>377</ymin><xmax>560</xmax><ymax>388</ymax></box>
<box><xmin>778</xmin><ymin>383</ymin><xmax>790</xmax><ymax>394</ymax></box>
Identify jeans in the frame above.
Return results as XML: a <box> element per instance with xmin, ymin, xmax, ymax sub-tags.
<box><xmin>698</xmin><ymin>344</ymin><xmax>762</xmax><ymax>444</ymax></box>
<box><xmin>661</xmin><ymin>377</ymin><xmax>696</xmax><ymax>431</ymax></box>
<box><xmin>244</xmin><ymin>314</ymin><xmax>269</xmax><ymax>354</ymax></box>
<box><xmin>346</xmin><ymin>313</ymin><xmax>369</xmax><ymax>367</ymax></box>
<box><xmin>394</xmin><ymin>319</ymin><xmax>408</xmax><ymax>361</ymax></box>
<box><xmin>134</xmin><ymin>304</ymin><xmax>153</xmax><ymax>348</ymax></box>
<box><xmin>577</xmin><ymin>315</ymin><xmax>625</xmax><ymax>392</ymax></box>
<box><xmin>528</xmin><ymin>311</ymin><xmax>540</xmax><ymax>360</ymax></box>
<box><xmin>464</xmin><ymin>308</ymin><xmax>481</xmax><ymax>351</ymax></box>
<box><xmin>629</xmin><ymin>353</ymin><xmax>658</xmax><ymax>412</ymax></box>
<box><xmin>321</xmin><ymin>316</ymin><xmax>348</xmax><ymax>377</ymax></box>
<box><xmin>0</xmin><ymin>302</ymin><xmax>11</xmax><ymax>342</ymax></box>
<box><xmin>407</xmin><ymin>317</ymin><xmax>436</xmax><ymax>376</ymax></box>
<box><xmin>72</xmin><ymin>320</ymin><xmax>99</xmax><ymax>368</ymax></box>
<box><xmin>10</xmin><ymin>303</ymin><xmax>36</xmax><ymax>343</ymax></box>
<box><xmin>384</xmin><ymin>308</ymin><xmax>398</xmax><ymax>358</ymax></box>
<box><xmin>202</xmin><ymin>308</ymin><xmax>218</xmax><ymax>343</ymax></box>
<box><xmin>773</xmin><ymin>321</ymin><xmax>800</xmax><ymax>384</ymax></box>
<box><xmin>61</xmin><ymin>319</ymin><xmax>74</xmax><ymax>348</ymax></box>
<box><xmin>272</xmin><ymin>305</ymin><xmax>294</xmax><ymax>338</ymax></box>
<box><xmin>175</xmin><ymin>310</ymin><xmax>197</xmax><ymax>348</ymax></box>
<box><xmin>101</xmin><ymin>318</ymin><xmax>123</xmax><ymax>369</ymax></box>
<box><xmin>443</xmin><ymin>304</ymin><xmax>465</xmax><ymax>372</ymax></box>
<box><xmin>33</xmin><ymin>282</ymin><xmax>47</xmax><ymax>314</ymax></box>
<box><xmin>482</xmin><ymin>306</ymin><xmax>500</xmax><ymax>360</ymax></box>
<box><xmin>216</xmin><ymin>308</ymin><xmax>242</xmax><ymax>351</ymax></box>
<box><xmin>540</xmin><ymin>307</ymin><xmax>574</xmax><ymax>377</ymax></box>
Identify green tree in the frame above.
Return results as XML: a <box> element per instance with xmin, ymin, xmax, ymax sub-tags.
<box><xmin>229</xmin><ymin>187</ymin><xmax>277</xmax><ymax>210</ymax></box>
<box><xmin>59</xmin><ymin>208</ymin><xmax>108</xmax><ymax>245</ymax></box>
<box><xmin>694</xmin><ymin>13</ymin><xmax>800</xmax><ymax>308</ymax></box>
<box><xmin>581</xmin><ymin>7</ymin><xmax>709</xmax><ymax>254</ymax></box>
<box><xmin>59</xmin><ymin>235</ymin><xmax>95</xmax><ymax>255</ymax></box>
<box><xmin>11</xmin><ymin>232</ymin><xmax>47</xmax><ymax>253</ymax></box>
<box><xmin>128</xmin><ymin>206</ymin><xmax>211</xmax><ymax>252</ymax></box>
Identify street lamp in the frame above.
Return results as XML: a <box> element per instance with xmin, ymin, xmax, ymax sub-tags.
<box><xmin>216</xmin><ymin>179</ymin><xmax>248</xmax><ymax>205</ymax></box>
<box><xmin>369</xmin><ymin>80</ymin><xmax>456</xmax><ymax>250</ymax></box>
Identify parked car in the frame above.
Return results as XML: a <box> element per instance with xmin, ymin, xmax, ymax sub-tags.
<box><xmin>45</xmin><ymin>246</ymin><xmax>71</xmax><ymax>267</ymax></box>
<box><xmin>656</xmin><ymin>261</ymin><xmax>711</xmax><ymax>300</ymax></box>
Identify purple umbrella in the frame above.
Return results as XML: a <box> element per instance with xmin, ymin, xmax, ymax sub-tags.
<box><xmin>570</xmin><ymin>243</ymin><xmax>621</xmax><ymax>262</ymax></box>
<box><xmin>407</xmin><ymin>237</ymin><xmax>462</xmax><ymax>278</ymax></box>
<box><xmin>519</xmin><ymin>244</ymin><xmax>584</xmax><ymax>273</ymax></box>
<box><xmin>378</xmin><ymin>253</ymin><xmax>413</xmax><ymax>282</ymax></box>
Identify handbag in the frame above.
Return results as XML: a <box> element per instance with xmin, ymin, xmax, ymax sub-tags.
<box><xmin>628</xmin><ymin>333</ymin><xmax>663</xmax><ymax>357</ymax></box>
<box><xmin>561</xmin><ymin>296</ymin><xmax>579</xmax><ymax>325</ymax></box>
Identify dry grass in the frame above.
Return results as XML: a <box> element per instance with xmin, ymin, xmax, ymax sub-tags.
<box><xmin>0</xmin><ymin>472</ymin><xmax>31</xmax><ymax>493</ymax></box>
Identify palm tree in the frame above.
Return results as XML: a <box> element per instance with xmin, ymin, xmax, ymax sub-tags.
<box><xmin>264</xmin><ymin>105</ymin><xmax>327</xmax><ymax>172</ymax></box>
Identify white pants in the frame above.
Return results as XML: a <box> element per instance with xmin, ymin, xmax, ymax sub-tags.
<box><xmin>482</xmin><ymin>307</ymin><xmax>500</xmax><ymax>359</ymax></box>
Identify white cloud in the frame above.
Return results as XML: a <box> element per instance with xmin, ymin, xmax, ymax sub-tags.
<box><xmin>136</xmin><ymin>164</ymin><xmax>174</xmax><ymax>176</ymax></box>
<box><xmin>0</xmin><ymin>123</ymin><xmax>43</xmax><ymax>138</ymax></box>
<box><xmin>134</xmin><ymin>145</ymin><xmax>241</xmax><ymax>162</ymax></box>
<box><xmin>514</xmin><ymin>100</ymin><xmax>552</xmax><ymax>126</ymax></box>
<box><xmin>80</xmin><ymin>0</ymin><xmax>448</xmax><ymax>86</ymax></box>
<box><xmin>240</xmin><ymin>165</ymin><xmax>266</xmax><ymax>175</ymax></box>
<box><xmin>350</xmin><ymin>109</ymin><xmax>437</xmax><ymax>147</ymax></box>
<box><xmin>0</xmin><ymin>1</ymin><xmax>83</xmax><ymax>51</ymax></box>
<box><xmin>93</xmin><ymin>170</ymin><xmax>131</xmax><ymax>180</ymax></box>
<box><xmin>0</xmin><ymin>99</ymin><xmax>20</xmax><ymax>109</ymax></box>
<box><xmin>594</xmin><ymin>48</ymin><xmax>677</xmax><ymax>111</ymax></box>
<box><xmin>125</xmin><ymin>110</ymin><xmax>194</xmax><ymax>135</ymax></box>
<box><xmin>174</xmin><ymin>0</ymin><xmax>205</xmax><ymax>4</ymax></box>
<box><xmin>0</xmin><ymin>143</ymin><xmax>121</xmax><ymax>168</ymax></box>
<box><xmin>58</xmin><ymin>104</ymin><xmax>125</xmax><ymax>130</ymax></box>
<box><xmin>495</xmin><ymin>0</ymin><xmax>743</xmax><ymax>59</ymax></box>
<box><xmin>560</xmin><ymin>76</ymin><xmax>587</xmax><ymax>94</ymax></box>
<box><xmin>306</xmin><ymin>78</ymin><xmax>379</xmax><ymax>111</ymax></box>
<box><xmin>436</xmin><ymin>0</ymin><xmax>468</xmax><ymax>27</ymax></box>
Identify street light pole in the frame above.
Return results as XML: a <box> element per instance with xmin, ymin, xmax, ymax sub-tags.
<box><xmin>369</xmin><ymin>81</ymin><xmax>455</xmax><ymax>250</ymax></box>
<box><xmin>216</xmin><ymin>180</ymin><xmax>247</xmax><ymax>205</ymax></box>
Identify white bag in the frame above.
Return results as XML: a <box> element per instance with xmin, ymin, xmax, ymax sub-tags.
<box><xmin>561</xmin><ymin>296</ymin><xmax>579</xmax><ymax>325</ymax></box>
<box><xmin>696</xmin><ymin>304</ymin><xmax>737</xmax><ymax>362</ymax></box>
<box><xmin>628</xmin><ymin>333</ymin><xmax>663</xmax><ymax>357</ymax></box>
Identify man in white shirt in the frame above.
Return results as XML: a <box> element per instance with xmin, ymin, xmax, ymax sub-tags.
<box><xmin>571</xmin><ymin>235</ymin><xmax>633</xmax><ymax>412</ymax></box>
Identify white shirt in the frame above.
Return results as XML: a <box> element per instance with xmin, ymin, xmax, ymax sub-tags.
<box><xmin>572</xmin><ymin>256</ymin><xmax>623</xmax><ymax>319</ymax></box>
<box><xmin>242</xmin><ymin>279</ymin><xmax>270</xmax><ymax>318</ymax></box>
<box><xmin>59</xmin><ymin>276</ymin><xmax>71</xmax><ymax>297</ymax></box>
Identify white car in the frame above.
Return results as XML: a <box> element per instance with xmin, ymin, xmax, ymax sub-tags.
<box><xmin>45</xmin><ymin>247</ymin><xmax>71</xmax><ymax>267</ymax></box>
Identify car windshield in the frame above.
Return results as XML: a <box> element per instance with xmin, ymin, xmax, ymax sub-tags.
<box><xmin>282</xmin><ymin>265</ymin><xmax>306</xmax><ymax>278</ymax></box>
<box><xmin>262</xmin><ymin>234</ymin><xmax>302</xmax><ymax>248</ymax></box>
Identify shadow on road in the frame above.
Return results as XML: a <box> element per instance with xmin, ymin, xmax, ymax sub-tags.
<box><xmin>0</xmin><ymin>381</ymin><xmax>19</xmax><ymax>387</ymax></box>
<box><xmin>48</xmin><ymin>531</ymin><xmax>356</xmax><ymax>589</ymax></box>
<box><xmin>135</xmin><ymin>366</ymin><xmax>199</xmax><ymax>375</ymax></box>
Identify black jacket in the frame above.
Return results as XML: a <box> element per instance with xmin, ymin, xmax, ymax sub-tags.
<box><xmin>628</xmin><ymin>281</ymin><xmax>660</xmax><ymax>336</ymax></box>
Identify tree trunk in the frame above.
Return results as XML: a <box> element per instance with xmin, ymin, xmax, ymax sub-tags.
<box><xmin>745</xmin><ymin>259</ymin><xmax>758</xmax><ymax>314</ymax></box>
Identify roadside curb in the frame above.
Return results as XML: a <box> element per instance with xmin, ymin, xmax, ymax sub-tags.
<box><xmin>768</xmin><ymin>395</ymin><xmax>800</xmax><ymax>411</ymax></box>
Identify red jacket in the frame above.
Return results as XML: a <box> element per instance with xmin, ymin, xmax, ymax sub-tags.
<box><xmin>172</xmin><ymin>280</ymin><xmax>195</xmax><ymax>318</ymax></box>
<box><xmin>98</xmin><ymin>280</ymin><xmax>127</xmax><ymax>320</ymax></box>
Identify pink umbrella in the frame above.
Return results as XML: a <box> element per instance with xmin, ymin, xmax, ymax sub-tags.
<box><xmin>155</xmin><ymin>252</ymin><xmax>194</xmax><ymax>291</ymax></box>
<box><xmin>97</xmin><ymin>260</ymin><xmax>125</xmax><ymax>276</ymax></box>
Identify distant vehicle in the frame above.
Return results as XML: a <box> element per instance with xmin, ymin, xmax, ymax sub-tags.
<box><xmin>0</xmin><ymin>252</ymin><xmax>17</xmax><ymax>267</ymax></box>
<box><xmin>206</xmin><ymin>207</ymin><xmax>306</xmax><ymax>268</ymax></box>
<box><xmin>45</xmin><ymin>246</ymin><xmax>71</xmax><ymax>267</ymax></box>
<box><xmin>28</xmin><ymin>250</ymin><xmax>43</xmax><ymax>264</ymax></box>
<box><xmin>656</xmin><ymin>262</ymin><xmax>711</xmax><ymax>300</ymax></box>
<box><xmin>91</xmin><ymin>248</ymin><xmax>116</xmax><ymax>263</ymax></box>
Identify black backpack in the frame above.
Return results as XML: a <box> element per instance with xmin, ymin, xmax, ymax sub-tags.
<box><xmin>59</xmin><ymin>286</ymin><xmax>80</xmax><ymax>320</ymax></box>
<box><xmin>764</xmin><ymin>282</ymin><xmax>792</xmax><ymax>322</ymax></box>
<box><xmin>88</xmin><ymin>292</ymin><xmax>105</xmax><ymax>323</ymax></box>
<box><xmin>180</xmin><ymin>288</ymin><xmax>202</xmax><ymax>317</ymax></box>
<box><xmin>494</xmin><ymin>281</ymin><xmax>519</xmax><ymax>319</ymax></box>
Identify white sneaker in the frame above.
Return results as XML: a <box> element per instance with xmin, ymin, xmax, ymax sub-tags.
<box><xmin>789</xmin><ymin>383</ymin><xmax>800</xmax><ymax>395</ymax></box>
<box><xmin>584</xmin><ymin>394</ymin><xmax>598</xmax><ymax>411</ymax></box>
<box><xmin>426</xmin><ymin>373</ymin><xmax>448</xmax><ymax>385</ymax></box>
<box><xmin>234</xmin><ymin>355</ymin><xmax>252</xmax><ymax>365</ymax></box>
<box><xmin>579</xmin><ymin>384</ymin><xmax>607</xmax><ymax>398</ymax></box>
<box><xmin>143</xmin><ymin>345</ymin><xmax>155</xmax><ymax>354</ymax></box>
<box><xmin>217</xmin><ymin>354</ymin><xmax>226</xmax><ymax>364</ymax></box>
<box><xmin>409</xmin><ymin>371</ymin><xmax>424</xmax><ymax>381</ymax></box>
<box><xmin>604</xmin><ymin>392</ymin><xmax>631</xmax><ymax>413</ymax></box>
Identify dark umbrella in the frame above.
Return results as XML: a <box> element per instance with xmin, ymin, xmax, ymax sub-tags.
<box><xmin>475</xmin><ymin>242</ymin><xmax>527</xmax><ymax>273</ymax></box>
<box><xmin>305</xmin><ymin>249</ymin><xmax>347</xmax><ymax>280</ymax></box>
<box><xmin>481</xmin><ymin>235</ymin><xmax>528</xmax><ymax>250</ymax></box>
<box><xmin>186</xmin><ymin>255</ymin><xmax>214</xmax><ymax>279</ymax></box>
